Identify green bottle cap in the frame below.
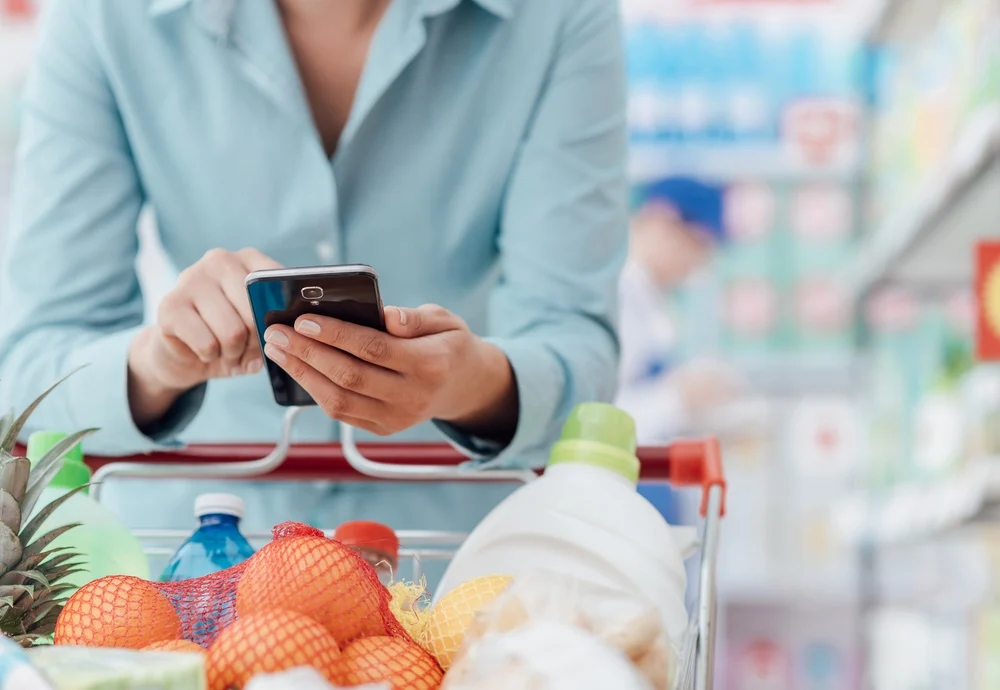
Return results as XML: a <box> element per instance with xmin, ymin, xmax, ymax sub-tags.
<box><xmin>547</xmin><ymin>403</ymin><xmax>640</xmax><ymax>484</ymax></box>
<box><xmin>26</xmin><ymin>431</ymin><xmax>91</xmax><ymax>493</ymax></box>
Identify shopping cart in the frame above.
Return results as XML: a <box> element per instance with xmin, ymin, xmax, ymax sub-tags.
<box><xmin>77</xmin><ymin>409</ymin><xmax>726</xmax><ymax>690</ymax></box>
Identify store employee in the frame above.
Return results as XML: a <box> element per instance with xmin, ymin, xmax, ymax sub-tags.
<box><xmin>0</xmin><ymin>0</ymin><xmax>628</xmax><ymax>550</ymax></box>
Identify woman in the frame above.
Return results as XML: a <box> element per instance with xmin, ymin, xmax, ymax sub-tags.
<box><xmin>0</xmin><ymin>0</ymin><xmax>627</xmax><ymax>578</ymax></box>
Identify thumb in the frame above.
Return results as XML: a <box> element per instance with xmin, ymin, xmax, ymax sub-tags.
<box><xmin>384</xmin><ymin>304</ymin><xmax>464</xmax><ymax>338</ymax></box>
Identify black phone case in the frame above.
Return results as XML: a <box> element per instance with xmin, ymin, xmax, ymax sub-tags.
<box><xmin>246</xmin><ymin>268</ymin><xmax>385</xmax><ymax>407</ymax></box>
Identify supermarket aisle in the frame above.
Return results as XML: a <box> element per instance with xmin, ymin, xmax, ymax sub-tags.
<box><xmin>1</xmin><ymin>0</ymin><xmax>999</xmax><ymax>687</ymax></box>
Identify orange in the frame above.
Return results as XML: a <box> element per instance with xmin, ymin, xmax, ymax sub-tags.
<box><xmin>235</xmin><ymin>536</ymin><xmax>385</xmax><ymax>643</ymax></box>
<box><xmin>337</xmin><ymin>636</ymin><xmax>443</xmax><ymax>690</ymax></box>
<box><xmin>206</xmin><ymin>609</ymin><xmax>340</xmax><ymax>690</ymax></box>
<box><xmin>143</xmin><ymin>639</ymin><xmax>206</xmax><ymax>654</ymax></box>
<box><xmin>55</xmin><ymin>576</ymin><xmax>181</xmax><ymax>649</ymax></box>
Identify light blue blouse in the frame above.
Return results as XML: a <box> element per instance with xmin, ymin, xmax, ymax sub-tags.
<box><xmin>0</xmin><ymin>0</ymin><xmax>628</xmax><ymax>574</ymax></box>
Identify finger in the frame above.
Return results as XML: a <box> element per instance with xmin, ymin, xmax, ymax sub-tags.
<box><xmin>262</xmin><ymin>347</ymin><xmax>386</xmax><ymax>422</ymax></box>
<box><xmin>236</xmin><ymin>247</ymin><xmax>284</xmax><ymax>272</ymax></box>
<box><xmin>193</xmin><ymin>289</ymin><xmax>251</xmax><ymax>369</ymax></box>
<box><xmin>239</xmin><ymin>343</ymin><xmax>265</xmax><ymax>375</ymax></box>
<box><xmin>224</xmin><ymin>249</ymin><xmax>282</xmax><ymax>329</ymax></box>
<box><xmin>161</xmin><ymin>305</ymin><xmax>221</xmax><ymax>364</ymax></box>
<box><xmin>290</xmin><ymin>315</ymin><xmax>401</xmax><ymax>370</ymax></box>
<box><xmin>384</xmin><ymin>304</ymin><xmax>464</xmax><ymax>339</ymax></box>
<box><xmin>263</xmin><ymin>326</ymin><xmax>399</xmax><ymax>399</ymax></box>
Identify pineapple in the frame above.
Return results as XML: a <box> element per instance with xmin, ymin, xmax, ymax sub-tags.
<box><xmin>0</xmin><ymin>370</ymin><xmax>96</xmax><ymax>647</ymax></box>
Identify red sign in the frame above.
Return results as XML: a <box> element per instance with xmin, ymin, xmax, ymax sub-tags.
<box><xmin>1</xmin><ymin>0</ymin><xmax>35</xmax><ymax>19</ymax></box>
<box><xmin>976</xmin><ymin>242</ymin><xmax>1000</xmax><ymax>360</ymax></box>
<box><xmin>782</xmin><ymin>99</ymin><xmax>860</xmax><ymax>167</ymax></box>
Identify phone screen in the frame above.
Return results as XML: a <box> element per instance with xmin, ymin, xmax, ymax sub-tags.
<box><xmin>246</xmin><ymin>268</ymin><xmax>385</xmax><ymax>406</ymax></box>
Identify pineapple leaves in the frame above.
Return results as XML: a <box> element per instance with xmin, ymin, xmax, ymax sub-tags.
<box><xmin>0</xmin><ymin>370</ymin><xmax>103</xmax><ymax>649</ymax></box>
<box><xmin>0</xmin><ymin>523</ymin><xmax>21</xmax><ymax>572</ymax></box>
<box><xmin>27</xmin><ymin>582</ymin><xmax>75</xmax><ymax>608</ymax></box>
<box><xmin>13</xmin><ymin>580</ymin><xmax>76</xmax><ymax>617</ymax></box>
<box><xmin>35</xmin><ymin>550</ymin><xmax>79</xmax><ymax>571</ymax></box>
<box><xmin>0</xmin><ymin>366</ymin><xmax>88</xmax><ymax>453</ymax></box>
<box><xmin>21</xmin><ymin>428</ymin><xmax>97</xmax><ymax>520</ymax></box>
<box><xmin>0</xmin><ymin>411</ymin><xmax>14</xmax><ymax>448</ymax></box>
<box><xmin>12</xmin><ymin>550</ymin><xmax>51</xmax><ymax>575</ymax></box>
<box><xmin>2</xmin><ymin>570</ymin><xmax>48</xmax><ymax>589</ymax></box>
<box><xmin>22</xmin><ymin>599</ymin><xmax>61</xmax><ymax>629</ymax></box>
<box><xmin>35</xmin><ymin>564</ymin><xmax>84</xmax><ymax>590</ymax></box>
<box><xmin>20</xmin><ymin>485</ymin><xmax>87</xmax><ymax>546</ymax></box>
<box><xmin>0</xmin><ymin>457</ymin><xmax>29</xmax><ymax>506</ymax></box>
<box><xmin>0</xmin><ymin>584</ymin><xmax>34</xmax><ymax>600</ymax></box>
<box><xmin>0</xmin><ymin>489</ymin><xmax>22</xmax><ymax>533</ymax></box>
<box><xmin>30</xmin><ymin>612</ymin><xmax>61</xmax><ymax>636</ymax></box>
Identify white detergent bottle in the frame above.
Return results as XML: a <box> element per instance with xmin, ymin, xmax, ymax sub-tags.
<box><xmin>26</xmin><ymin>431</ymin><xmax>150</xmax><ymax>590</ymax></box>
<box><xmin>436</xmin><ymin>403</ymin><xmax>689</xmax><ymax>645</ymax></box>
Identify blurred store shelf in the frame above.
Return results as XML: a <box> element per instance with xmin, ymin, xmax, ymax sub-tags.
<box><xmin>832</xmin><ymin>458</ymin><xmax>1000</xmax><ymax>546</ymax></box>
<box><xmin>741</xmin><ymin>357</ymin><xmax>862</xmax><ymax>398</ymax></box>
<box><xmin>864</xmin><ymin>0</ymin><xmax>949</xmax><ymax>44</ymax></box>
<box><xmin>720</xmin><ymin>580</ymin><xmax>859</xmax><ymax>607</ymax></box>
<box><xmin>628</xmin><ymin>143</ymin><xmax>859</xmax><ymax>184</ymax></box>
<box><xmin>853</xmin><ymin>106</ymin><xmax>1000</xmax><ymax>295</ymax></box>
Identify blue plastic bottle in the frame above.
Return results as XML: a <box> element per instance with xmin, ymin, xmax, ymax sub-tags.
<box><xmin>160</xmin><ymin>493</ymin><xmax>255</xmax><ymax>582</ymax></box>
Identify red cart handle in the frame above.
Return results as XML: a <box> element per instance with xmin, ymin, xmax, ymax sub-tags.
<box><xmin>665</xmin><ymin>438</ymin><xmax>726</xmax><ymax>517</ymax></box>
<box><xmin>13</xmin><ymin>438</ymin><xmax>726</xmax><ymax>517</ymax></box>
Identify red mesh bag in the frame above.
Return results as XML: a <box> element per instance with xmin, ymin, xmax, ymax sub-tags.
<box><xmin>54</xmin><ymin>522</ymin><xmax>437</xmax><ymax>689</ymax></box>
<box><xmin>338</xmin><ymin>636</ymin><xmax>444</xmax><ymax>689</ymax></box>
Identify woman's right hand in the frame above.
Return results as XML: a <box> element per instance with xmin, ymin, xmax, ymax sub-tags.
<box><xmin>127</xmin><ymin>248</ymin><xmax>283</xmax><ymax>428</ymax></box>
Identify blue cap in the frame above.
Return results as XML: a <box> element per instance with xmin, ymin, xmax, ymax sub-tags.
<box><xmin>636</xmin><ymin>177</ymin><xmax>726</xmax><ymax>244</ymax></box>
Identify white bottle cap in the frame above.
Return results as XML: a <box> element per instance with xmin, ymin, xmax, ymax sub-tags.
<box><xmin>194</xmin><ymin>493</ymin><xmax>245</xmax><ymax>520</ymax></box>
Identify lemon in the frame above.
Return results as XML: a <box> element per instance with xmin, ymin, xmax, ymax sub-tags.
<box><xmin>421</xmin><ymin>575</ymin><xmax>513</xmax><ymax>669</ymax></box>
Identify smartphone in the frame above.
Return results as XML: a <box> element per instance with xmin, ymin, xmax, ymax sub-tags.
<box><xmin>245</xmin><ymin>264</ymin><xmax>386</xmax><ymax>406</ymax></box>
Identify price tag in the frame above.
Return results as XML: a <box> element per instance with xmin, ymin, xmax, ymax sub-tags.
<box><xmin>726</xmin><ymin>278</ymin><xmax>778</xmax><ymax>335</ymax></box>
<box><xmin>725</xmin><ymin>183</ymin><xmax>776</xmax><ymax>242</ymax></box>
<box><xmin>788</xmin><ymin>399</ymin><xmax>860</xmax><ymax>479</ymax></box>
<box><xmin>794</xmin><ymin>278</ymin><xmax>850</xmax><ymax>332</ymax></box>
<box><xmin>738</xmin><ymin>638</ymin><xmax>791</xmax><ymax>690</ymax></box>
<box><xmin>866</xmin><ymin>287</ymin><xmax>918</xmax><ymax>333</ymax></box>
<box><xmin>782</xmin><ymin>99</ymin><xmax>861</xmax><ymax>169</ymax></box>
<box><xmin>790</xmin><ymin>184</ymin><xmax>852</xmax><ymax>242</ymax></box>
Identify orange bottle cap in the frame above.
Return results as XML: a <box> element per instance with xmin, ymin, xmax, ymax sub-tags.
<box><xmin>333</xmin><ymin>521</ymin><xmax>400</xmax><ymax>563</ymax></box>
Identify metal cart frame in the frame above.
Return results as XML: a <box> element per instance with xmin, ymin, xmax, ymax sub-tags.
<box><xmin>70</xmin><ymin>409</ymin><xmax>727</xmax><ymax>690</ymax></box>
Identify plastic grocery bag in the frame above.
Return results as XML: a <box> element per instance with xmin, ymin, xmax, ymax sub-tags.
<box><xmin>0</xmin><ymin>637</ymin><xmax>54</xmax><ymax>690</ymax></box>
<box><xmin>672</xmin><ymin>526</ymin><xmax>700</xmax><ymax>559</ymax></box>
<box><xmin>245</xmin><ymin>667</ymin><xmax>389</xmax><ymax>690</ymax></box>
<box><xmin>457</xmin><ymin>572</ymin><xmax>674</xmax><ymax>690</ymax></box>
<box><xmin>444</xmin><ymin>621</ymin><xmax>652</xmax><ymax>690</ymax></box>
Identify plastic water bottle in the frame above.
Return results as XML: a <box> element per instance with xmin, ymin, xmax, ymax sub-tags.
<box><xmin>26</xmin><ymin>431</ymin><xmax>150</xmax><ymax>590</ymax></box>
<box><xmin>436</xmin><ymin>403</ymin><xmax>689</xmax><ymax>646</ymax></box>
<box><xmin>160</xmin><ymin>493</ymin><xmax>255</xmax><ymax>582</ymax></box>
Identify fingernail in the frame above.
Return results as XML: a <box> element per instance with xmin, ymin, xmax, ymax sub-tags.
<box><xmin>245</xmin><ymin>359</ymin><xmax>263</xmax><ymax>374</ymax></box>
<box><xmin>395</xmin><ymin>307</ymin><xmax>407</xmax><ymax>326</ymax></box>
<box><xmin>229</xmin><ymin>366</ymin><xmax>242</xmax><ymax>378</ymax></box>
<box><xmin>264</xmin><ymin>328</ymin><xmax>289</xmax><ymax>347</ymax></box>
<box><xmin>264</xmin><ymin>344</ymin><xmax>286</xmax><ymax>364</ymax></box>
<box><xmin>296</xmin><ymin>319</ymin><xmax>321</xmax><ymax>335</ymax></box>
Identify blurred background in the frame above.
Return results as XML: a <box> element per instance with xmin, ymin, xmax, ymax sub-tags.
<box><xmin>2</xmin><ymin>0</ymin><xmax>999</xmax><ymax>687</ymax></box>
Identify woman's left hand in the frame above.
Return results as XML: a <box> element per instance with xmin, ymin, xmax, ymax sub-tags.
<box><xmin>261</xmin><ymin>304</ymin><xmax>518</xmax><ymax>440</ymax></box>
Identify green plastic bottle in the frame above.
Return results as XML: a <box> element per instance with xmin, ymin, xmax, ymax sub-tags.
<box><xmin>26</xmin><ymin>431</ymin><xmax>150</xmax><ymax>589</ymax></box>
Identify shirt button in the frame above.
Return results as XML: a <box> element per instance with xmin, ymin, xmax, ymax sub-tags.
<box><xmin>316</xmin><ymin>241</ymin><xmax>336</xmax><ymax>263</ymax></box>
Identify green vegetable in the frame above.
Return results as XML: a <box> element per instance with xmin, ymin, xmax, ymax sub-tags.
<box><xmin>26</xmin><ymin>646</ymin><xmax>205</xmax><ymax>690</ymax></box>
